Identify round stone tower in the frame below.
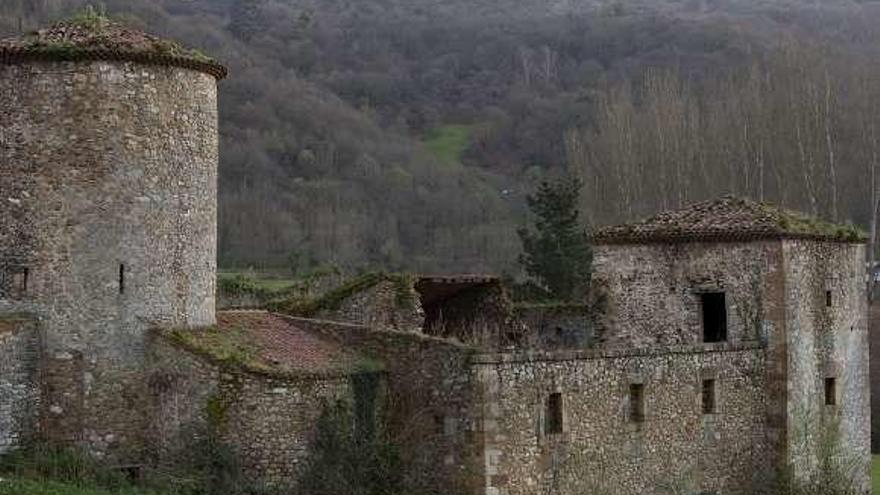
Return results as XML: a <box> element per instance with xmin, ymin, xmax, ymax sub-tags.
<box><xmin>0</xmin><ymin>19</ymin><xmax>225</xmax><ymax>459</ymax></box>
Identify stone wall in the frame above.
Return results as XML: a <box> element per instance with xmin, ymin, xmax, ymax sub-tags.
<box><xmin>592</xmin><ymin>241</ymin><xmax>780</xmax><ymax>348</ymax></box>
<box><xmin>285</xmin><ymin>316</ymin><xmax>481</xmax><ymax>493</ymax></box>
<box><xmin>0</xmin><ymin>60</ymin><xmax>219</xmax><ymax>460</ymax></box>
<box><xmin>782</xmin><ymin>241</ymin><xmax>870</xmax><ymax>490</ymax></box>
<box><xmin>473</xmin><ymin>344</ymin><xmax>769</xmax><ymax>495</ymax></box>
<box><xmin>514</xmin><ymin>304</ymin><xmax>591</xmax><ymax>350</ymax></box>
<box><xmin>147</xmin><ymin>335</ymin><xmax>352</xmax><ymax>488</ymax></box>
<box><xmin>421</xmin><ymin>282</ymin><xmax>520</xmax><ymax>349</ymax></box>
<box><xmin>316</xmin><ymin>280</ymin><xmax>424</xmax><ymax>333</ymax></box>
<box><xmin>0</xmin><ymin>313</ymin><xmax>39</xmax><ymax>454</ymax></box>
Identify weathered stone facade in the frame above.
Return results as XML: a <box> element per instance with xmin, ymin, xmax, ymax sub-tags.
<box><xmin>474</xmin><ymin>343</ymin><xmax>769</xmax><ymax>494</ymax></box>
<box><xmin>0</xmin><ymin>314</ymin><xmax>39</xmax><ymax>454</ymax></box>
<box><xmin>0</xmin><ymin>24</ymin><xmax>223</xmax><ymax>461</ymax></box>
<box><xmin>148</xmin><ymin>333</ymin><xmax>353</xmax><ymax>487</ymax></box>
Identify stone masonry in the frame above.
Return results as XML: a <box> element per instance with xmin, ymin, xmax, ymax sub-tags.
<box><xmin>0</xmin><ymin>19</ymin><xmax>870</xmax><ymax>495</ymax></box>
<box><xmin>0</xmin><ymin>21</ymin><xmax>225</xmax><ymax>461</ymax></box>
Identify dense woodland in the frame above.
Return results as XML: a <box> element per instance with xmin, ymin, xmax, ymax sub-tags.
<box><xmin>4</xmin><ymin>0</ymin><xmax>880</xmax><ymax>274</ymax></box>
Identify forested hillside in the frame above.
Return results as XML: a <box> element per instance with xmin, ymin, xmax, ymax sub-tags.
<box><xmin>4</xmin><ymin>0</ymin><xmax>880</xmax><ymax>273</ymax></box>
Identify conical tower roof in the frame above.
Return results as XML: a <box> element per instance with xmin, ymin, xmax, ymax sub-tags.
<box><xmin>0</xmin><ymin>15</ymin><xmax>226</xmax><ymax>79</ymax></box>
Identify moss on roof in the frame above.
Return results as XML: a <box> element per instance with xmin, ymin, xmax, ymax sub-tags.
<box><xmin>0</xmin><ymin>9</ymin><xmax>226</xmax><ymax>79</ymax></box>
<box><xmin>164</xmin><ymin>312</ymin><xmax>383</xmax><ymax>378</ymax></box>
<box><xmin>594</xmin><ymin>196</ymin><xmax>866</xmax><ymax>244</ymax></box>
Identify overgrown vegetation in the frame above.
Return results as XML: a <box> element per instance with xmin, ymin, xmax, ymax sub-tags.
<box><xmin>0</xmin><ymin>442</ymin><xmax>260</xmax><ymax>495</ymax></box>
<box><xmin>268</xmin><ymin>272</ymin><xmax>417</xmax><ymax>318</ymax></box>
<box><xmin>297</xmin><ymin>373</ymin><xmax>403</xmax><ymax>495</ymax></box>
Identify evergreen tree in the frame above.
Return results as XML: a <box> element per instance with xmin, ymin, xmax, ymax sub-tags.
<box><xmin>518</xmin><ymin>176</ymin><xmax>592</xmax><ymax>300</ymax></box>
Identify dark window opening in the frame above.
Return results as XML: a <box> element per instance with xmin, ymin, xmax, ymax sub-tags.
<box><xmin>702</xmin><ymin>379</ymin><xmax>716</xmax><ymax>414</ymax></box>
<box><xmin>119</xmin><ymin>264</ymin><xmax>125</xmax><ymax>294</ymax></box>
<box><xmin>546</xmin><ymin>392</ymin><xmax>563</xmax><ymax>434</ymax></box>
<box><xmin>825</xmin><ymin>377</ymin><xmax>837</xmax><ymax>406</ymax></box>
<box><xmin>434</xmin><ymin>415</ymin><xmax>444</xmax><ymax>435</ymax></box>
<box><xmin>701</xmin><ymin>292</ymin><xmax>727</xmax><ymax>343</ymax></box>
<box><xmin>826</xmin><ymin>290</ymin><xmax>833</xmax><ymax>308</ymax></box>
<box><xmin>629</xmin><ymin>384</ymin><xmax>645</xmax><ymax>423</ymax></box>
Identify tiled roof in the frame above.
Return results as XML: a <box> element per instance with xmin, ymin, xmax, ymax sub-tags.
<box><xmin>167</xmin><ymin>311</ymin><xmax>376</xmax><ymax>377</ymax></box>
<box><xmin>0</xmin><ymin>20</ymin><xmax>226</xmax><ymax>79</ymax></box>
<box><xmin>593</xmin><ymin>196</ymin><xmax>866</xmax><ymax>245</ymax></box>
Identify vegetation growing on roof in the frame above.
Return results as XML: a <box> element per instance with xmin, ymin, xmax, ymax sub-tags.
<box><xmin>2</xmin><ymin>6</ymin><xmax>217</xmax><ymax>65</ymax></box>
<box><xmin>268</xmin><ymin>271</ymin><xmax>418</xmax><ymax>317</ymax></box>
<box><xmin>758</xmin><ymin>202</ymin><xmax>866</xmax><ymax>242</ymax></box>
<box><xmin>165</xmin><ymin>322</ymin><xmax>382</xmax><ymax>377</ymax></box>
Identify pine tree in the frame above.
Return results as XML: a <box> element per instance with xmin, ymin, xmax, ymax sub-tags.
<box><xmin>517</xmin><ymin>176</ymin><xmax>592</xmax><ymax>300</ymax></box>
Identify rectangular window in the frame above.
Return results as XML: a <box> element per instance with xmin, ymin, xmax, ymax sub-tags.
<box><xmin>701</xmin><ymin>292</ymin><xmax>727</xmax><ymax>343</ymax></box>
<box><xmin>546</xmin><ymin>392</ymin><xmax>563</xmax><ymax>434</ymax></box>
<box><xmin>702</xmin><ymin>379</ymin><xmax>716</xmax><ymax>414</ymax></box>
<box><xmin>825</xmin><ymin>377</ymin><xmax>837</xmax><ymax>406</ymax></box>
<box><xmin>826</xmin><ymin>290</ymin><xmax>833</xmax><ymax>308</ymax></box>
<box><xmin>434</xmin><ymin>415</ymin><xmax>444</xmax><ymax>435</ymax></box>
<box><xmin>119</xmin><ymin>264</ymin><xmax>125</xmax><ymax>294</ymax></box>
<box><xmin>629</xmin><ymin>384</ymin><xmax>645</xmax><ymax>423</ymax></box>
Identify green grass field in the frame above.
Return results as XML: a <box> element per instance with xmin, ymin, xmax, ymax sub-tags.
<box><xmin>0</xmin><ymin>477</ymin><xmax>161</xmax><ymax>495</ymax></box>
<box><xmin>5</xmin><ymin>455</ymin><xmax>880</xmax><ymax>494</ymax></box>
<box><xmin>873</xmin><ymin>455</ymin><xmax>880</xmax><ymax>494</ymax></box>
<box><xmin>423</xmin><ymin>125</ymin><xmax>473</xmax><ymax>166</ymax></box>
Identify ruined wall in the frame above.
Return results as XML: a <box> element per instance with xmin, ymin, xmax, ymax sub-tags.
<box><xmin>0</xmin><ymin>314</ymin><xmax>39</xmax><ymax>453</ymax></box>
<box><xmin>287</xmin><ymin>316</ymin><xmax>480</xmax><ymax>493</ymax></box>
<box><xmin>316</xmin><ymin>280</ymin><xmax>424</xmax><ymax>333</ymax></box>
<box><xmin>514</xmin><ymin>304</ymin><xmax>591</xmax><ymax>350</ymax></box>
<box><xmin>473</xmin><ymin>344</ymin><xmax>769</xmax><ymax>495</ymax></box>
<box><xmin>147</xmin><ymin>337</ymin><xmax>352</xmax><ymax>488</ymax></box>
<box><xmin>783</xmin><ymin>241</ymin><xmax>870</xmax><ymax>490</ymax></box>
<box><xmin>592</xmin><ymin>241</ymin><xmax>781</xmax><ymax>348</ymax></box>
<box><xmin>422</xmin><ymin>283</ymin><xmax>519</xmax><ymax>349</ymax></box>
<box><xmin>0</xmin><ymin>60</ymin><xmax>219</xmax><ymax>459</ymax></box>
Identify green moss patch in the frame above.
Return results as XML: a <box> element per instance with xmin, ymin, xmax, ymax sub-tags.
<box><xmin>758</xmin><ymin>201</ymin><xmax>866</xmax><ymax>242</ymax></box>
<box><xmin>268</xmin><ymin>272</ymin><xmax>417</xmax><ymax>318</ymax></box>
<box><xmin>164</xmin><ymin>316</ymin><xmax>384</xmax><ymax>378</ymax></box>
<box><xmin>1</xmin><ymin>8</ymin><xmax>220</xmax><ymax>70</ymax></box>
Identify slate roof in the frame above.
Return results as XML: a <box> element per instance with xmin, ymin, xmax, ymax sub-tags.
<box><xmin>0</xmin><ymin>19</ymin><xmax>226</xmax><ymax>79</ymax></box>
<box><xmin>166</xmin><ymin>311</ymin><xmax>375</xmax><ymax>377</ymax></box>
<box><xmin>593</xmin><ymin>196</ymin><xmax>866</xmax><ymax>245</ymax></box>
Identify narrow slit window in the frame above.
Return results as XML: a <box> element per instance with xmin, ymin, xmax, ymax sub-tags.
<box><xmin>701</xmin><ymin>292</ymin><xmax>727</xmax><ymax>343</ymax></box>
<box><xmin>629</xmin><ymin>384</ymin><xmax>645</xmax><ymax>423</ymax></box>
<box><xmin>13</xmin><ymin>267</ymin><xmax>28</xmax><ymax>297</ymax></box>
<box><xmin>119</xmin><ymin>264</ymin><xmax>125</xmax><ymax>294</ymax></box>
<box><xmin>702</xmin><ymin>379</ymin><xmax>716</xmax><ymax>415</ymax></box>
<box><xmin>825</xmin><ymin>377</ymin><xmax>837</xmax><ymax>406</ymax></box>
<box><xmin>433</xmin><ymin>415</ymin><xmax>444</xmax><ymax>435</ymax></box>
<box><xmin>546</xmin><ymin>392</ymin><xmax>563</xmax><ymax>434</ymax></box>
<box><xmin>826</xmin><ymin>290</ymin><xmax>833</xmax><ymax>308</ymax></box>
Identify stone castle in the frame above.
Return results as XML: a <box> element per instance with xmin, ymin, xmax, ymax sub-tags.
<box><xmin>0</xmin><ymin>21</ymin><xmax>871</xmax><ymax>495</ymax></box>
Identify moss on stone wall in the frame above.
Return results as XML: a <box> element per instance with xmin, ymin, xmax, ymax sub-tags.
<box><xmin>269</xmin><ymin>272</ymin><xmax>417</xmax><ymax>317</ymax></box>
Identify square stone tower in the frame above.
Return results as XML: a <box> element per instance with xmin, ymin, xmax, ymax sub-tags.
<box><xmin>592</xmin><ymin>196</ymin><xmax>870</xmax><ymax>490</ymax></box>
